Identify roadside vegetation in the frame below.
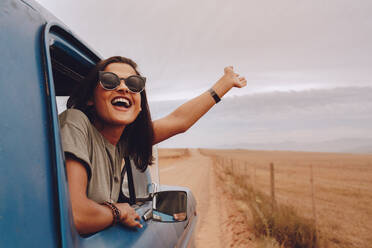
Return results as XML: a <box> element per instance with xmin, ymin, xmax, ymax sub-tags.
<box><xmin>158</xmin><ymin>148</ymin><xmax>190</xmax><ymax>160</ymax></box>
<box><xmin>204</xmin><ymin>152</ymin><xmax>323</xmax><ymax>248</ymax></box>
<box><xmin>200</xmin><ymin>148</ymin><xmax>372</xmax><ymax>248</ymax></box>
<box><xmin>157</xmin><ymin>148</ymin><xmax>190</xmax><ymax>166</ymax></box>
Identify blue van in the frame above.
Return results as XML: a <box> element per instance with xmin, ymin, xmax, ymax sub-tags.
<box><xmin>0</xmin><ymin>0</ymin><xmax>197</xmax><ymax>247</ymax></box>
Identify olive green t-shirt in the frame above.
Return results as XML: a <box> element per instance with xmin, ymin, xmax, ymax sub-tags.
<box><xmin>59</xmin><ymin>109</ymin><xmax>123</xmax><ymax>204</ymax></box>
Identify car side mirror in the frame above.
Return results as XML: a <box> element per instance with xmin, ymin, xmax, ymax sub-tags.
<box><xmin>151</xmin><ymin>191</ymin><xmax>187</xmax><ymax>222</ymax></box>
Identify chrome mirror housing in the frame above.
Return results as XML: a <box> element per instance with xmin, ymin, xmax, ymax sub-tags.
<box><xmin>151</xmin><ymin>191</ymin><xmax>187</xmax><ymax>222</ymax></box>
<box><xmin>148</xmin><ymin>146</ymin><xmax>160</xmax><ymax>193</ymax></box>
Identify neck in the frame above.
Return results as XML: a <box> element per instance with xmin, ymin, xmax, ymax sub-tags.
<box><xmin>93</xmin><ymin>120</ymin><xmax>125</xmax><ymax>146</ymax></box>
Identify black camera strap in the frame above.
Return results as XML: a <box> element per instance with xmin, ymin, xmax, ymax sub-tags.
<box><xmin>124</xmin><ymin>156</ymin><xmax>136</xmax><ymax>205</ymax></box>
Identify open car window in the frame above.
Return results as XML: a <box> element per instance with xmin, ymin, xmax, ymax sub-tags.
<box><xmin>46</xmin><ymin>25</ymin><xmax>99</xmax><ymax>114</ymax></box>
<box><xmin>45</xmin><ymin>24</ymin><xmax>158</xmax><ymax>204</ymax></box>
<box><xmin>121</xmin><ymin>146</ymin><xmax>159</xmax><ymax>202</ymax></box>
<box><xmin>56</xmin><ymin>96</ymin><xmax>68</xmax><ymax>113</ymax></box>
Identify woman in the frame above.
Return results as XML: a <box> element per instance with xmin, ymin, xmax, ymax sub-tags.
<box><xmin>60</xmin><ymin>56</ymin><xmax>246</xmax><ymax>234</ymax></box>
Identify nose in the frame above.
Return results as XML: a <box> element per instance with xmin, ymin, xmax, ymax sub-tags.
<box><xmin>116</xmin><ymin>79</ymin><xmax>129</xmax><ymax>93</ymax></box>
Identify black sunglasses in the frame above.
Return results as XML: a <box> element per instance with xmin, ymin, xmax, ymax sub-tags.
<box><xmin>98</xmin><ymin>71</ymin><xmax>146</xmax><ymax>93</ymax></box>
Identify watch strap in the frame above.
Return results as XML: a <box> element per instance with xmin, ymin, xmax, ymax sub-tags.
<box><xmin>209</xmin><ymin>88</ymin><xmax>221</xmax><ymax>103</ymax></box>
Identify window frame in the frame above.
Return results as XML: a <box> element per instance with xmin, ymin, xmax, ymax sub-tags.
<box><xmin>42</xmin><ymin>22</ymin><xmax>101</xmax><ymax>246</ymax></box>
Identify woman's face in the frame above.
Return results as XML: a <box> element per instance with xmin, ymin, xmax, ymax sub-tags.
<box><xmin>90</xmin><ymin>62</ymin><xmax>142</xmax><ymax>127</ymax></box>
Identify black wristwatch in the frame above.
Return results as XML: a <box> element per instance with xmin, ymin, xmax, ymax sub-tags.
<box><xmin>209</xmin><ymin>88</ymin><xmax>221</xmax><ymax>103</ymax></box>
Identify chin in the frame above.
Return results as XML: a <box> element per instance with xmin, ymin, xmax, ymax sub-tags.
<box><xmin>111</xmin><ymin>115</ymin><xmax>139</xmax><ymax>126</ymax></box>
<box><xmin>97</xmin><ymin>108</ymin><xmax>140</xmax><ymax>127</ymax></box>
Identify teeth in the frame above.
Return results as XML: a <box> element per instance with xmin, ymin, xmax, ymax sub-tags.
<box><xmin>112</xmin><ymin>98</ymin><xmax>130</xmax><ymax>105</ymax></box>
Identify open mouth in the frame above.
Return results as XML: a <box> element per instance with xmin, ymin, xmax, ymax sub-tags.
<box><xmin>111</xmin><ymin>97</ymin><xmax>132</xmax><ymax>108</ymax></box>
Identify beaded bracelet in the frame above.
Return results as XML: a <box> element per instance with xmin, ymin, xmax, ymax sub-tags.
<box><xmin>102</xmin><ymin>201</ymin><xmax>121</xmax><ymax>226</ymax></box>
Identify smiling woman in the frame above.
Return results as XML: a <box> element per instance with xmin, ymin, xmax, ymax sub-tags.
<box><xmin>59</xmin><ymin>55</ymin><xmax>247</xmax><ymax>234</ymax></box>
<box><xmin>65</xmin><ymin>57</ymin><xmax>154</xmax><ymax>172</ymax></box>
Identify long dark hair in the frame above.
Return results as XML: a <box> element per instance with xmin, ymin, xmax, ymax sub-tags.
<box><xmin>67</xmin><ymin>56</ymin><xmax>154</xmax><ymax>171</ymax></box>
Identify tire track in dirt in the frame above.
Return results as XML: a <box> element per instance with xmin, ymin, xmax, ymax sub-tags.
<box><xmin>159</xmin><ymin>149</ymin><xmax>225</xmax><ymax>247</ymax></box>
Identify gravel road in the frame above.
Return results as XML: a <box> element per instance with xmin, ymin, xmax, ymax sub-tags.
<box><xmin>159</xmin><ymin>149</ymin><xmax>226</xmax><ymax>247</ymax></box>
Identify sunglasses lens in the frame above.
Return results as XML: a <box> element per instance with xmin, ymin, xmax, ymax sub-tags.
<box><xmin>100</xmin><ymin>72</ymin><xmax>120</xmax><ymax>90</ymax></box>
<box><xmin>126</xmin><ymin>76</ymin><xmax>146</xmax><ymax>93</ymax></box>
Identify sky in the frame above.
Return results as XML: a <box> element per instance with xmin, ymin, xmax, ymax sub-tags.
<box><xmin>39</xmin><ymin>0</ymin><xmax>372</xmax><ymax>151</ymax></box>
<box><xmin>36</xmin><ymin>0</ymin><xmax>372</xmax><ymax>100</ymax></box>
<box><xmin>149</xmin><ymin>87</ymin><xmax>372</xmax><ymax>152</ymax></box>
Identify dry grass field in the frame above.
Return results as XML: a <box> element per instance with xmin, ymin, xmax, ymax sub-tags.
<box><xmin>200</xmin><ymin>149</ymin><xmax>372</xmax><ymax>248</ymax></box>
<box><xmin>157</xmin><ymin>148</ymin><xmax>190</xmax><ymax>166</ymax></box>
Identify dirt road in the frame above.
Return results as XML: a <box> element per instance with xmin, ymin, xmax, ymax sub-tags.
<box><xmin>159</xmin><ymin>149</ymin><xmax>254</xmax><ymax>248</ymax></box>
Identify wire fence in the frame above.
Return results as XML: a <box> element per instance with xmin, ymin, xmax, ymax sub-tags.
<box><xmin>199</xmin><ymin>149</ymin><xmax>372</xmax><ymax>248</ymax></box>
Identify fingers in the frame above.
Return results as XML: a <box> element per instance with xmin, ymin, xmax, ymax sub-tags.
<box><xmin>223</xmin><ymin>66</ymin><xmax>247</xmax><ymax>88</ymax></box>
<box><xmin>128</xmin><ymin>218</ymin><xmax>143</xmax><ymax>228</ymax></box>
<box><xmin>116</xmin><ymin>203</ymin><xmax>143</xmax><ymax>228</ymax></box>
<box><xmin>224</xmin><ymin>66</ymin><xmax>241</xmax><ymax>78</ymax></box>
<box><xmin>124</xmin><ymin>217</ymin><xmax>142</xmax><ymax>228</ymax></box>
<box><xmin>236</xmin><ymin>77</ymin><xmax>247</xmax><ymax>88</ymax></box>
<box><xmin>224</xmin><ymin>66</ymin><xmax>234</xmax><ymax>74</ymax></box>
<box><xmin>134</xmin><ymin>213</ymin><xmax>142</xmax><ymax>228</ymax></box>
<box><xmin>134</xmin><ymin>216</ymin><xmax>143</xmax><ymax>228</ymax></box>
<box><xmin>135</xmin><ymin>214</ymin><xmax>141</xmax><ymax>220</ymax></box>
<box><xmin>123</xmin><ymin>213</ymin><xmax>143</xmax><ymax>228</ymax></box>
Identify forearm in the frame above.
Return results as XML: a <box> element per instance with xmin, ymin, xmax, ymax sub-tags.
<box><xmin>172</xmin><ymin>76</ymin><xmax>234</xmax><ymax>126</ymax></box>
<box><xmin>152</xmin><ymin>66</ymin><xmax>246</xmax><ymax>144</ymax></box>
<box><xmin>71</xmin><ymin>196</ymin><xmax>114</xmax><ymax>234</ymax></box>
<box><xmin>65</xmin><ymin>157</ymin><xmax>117</xmax><ymax>234</ymax></box>
<box><xmin>152</xmin><ymin>76</ymin><xmax>234</xmax><ymax>144</ymax></box>
<box><xmin>211</xmin><ymin>75</ymin><xmax>235</xmax><ymax>99</ymax></box>
<box><xmin>166</xmin><ymin>91</ymin><xmax>215</xmax><ymax>131</ymax></box>
<box><xmin>165</xmin><ymin>83</ymin><xmax>225</xmax><ymax>130</ymax></box>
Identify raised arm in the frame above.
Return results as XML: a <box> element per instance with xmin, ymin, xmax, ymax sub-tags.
<box><xmin>152</xmin><ymin>66</ymin><xmax>247</xmax><ymax>144</ymax></box>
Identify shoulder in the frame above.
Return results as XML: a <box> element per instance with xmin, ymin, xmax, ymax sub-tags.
<box><xmin>59</xmin><ymin>109</ymin><xmax>91</xmax><ymax>132</ymax></box>
<box><xmin>59</xmin><ymin>109</ymin><xmax>94</xmax><ymax>180</ymax></box>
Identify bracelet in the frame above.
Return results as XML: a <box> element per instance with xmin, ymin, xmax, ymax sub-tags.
<box><xmin>208</xmin><ymin>88</ymin><xmax>221</xmax><ymax>103</ymax></box>
<box><xmin>102</xmin><ymin>201</ymin><xmax>121</xmax><ymax>226</ymax></box>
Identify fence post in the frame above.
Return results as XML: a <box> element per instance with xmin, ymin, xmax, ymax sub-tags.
<box><xmin>253</xmin><ymin>165</ymin><xmax>256</xmax><ymax>189</ymax></box>
<box><xmin>310</xmin><ymin>164</ymin><xmax>318</xmax><ymax>235</ymax></box>
<box><xmin>270</xmin><ymin>162</ymin><xmax>276</xmax><ymax>211</ymax></box>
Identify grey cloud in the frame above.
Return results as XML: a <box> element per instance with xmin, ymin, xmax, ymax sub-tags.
<box><xmin>36</xmin><ymin>0</ymin><xmax>372</xmax><ymax>96</ymax></box>
<box><xmin>37</xmin><ymin>0</ymin><xmax>372</xmax><ymax>152</ymax></box>
<box><xmin>151</xmin><ymin>87</ymin><xmax>372</xmax><ymax>152</ymax></box>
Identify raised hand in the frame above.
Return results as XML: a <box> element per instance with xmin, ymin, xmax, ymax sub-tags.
<box><xmin>223</xmin><ymin>66</ymin><xmax>247</xmax><ymax>88</ymax></box>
